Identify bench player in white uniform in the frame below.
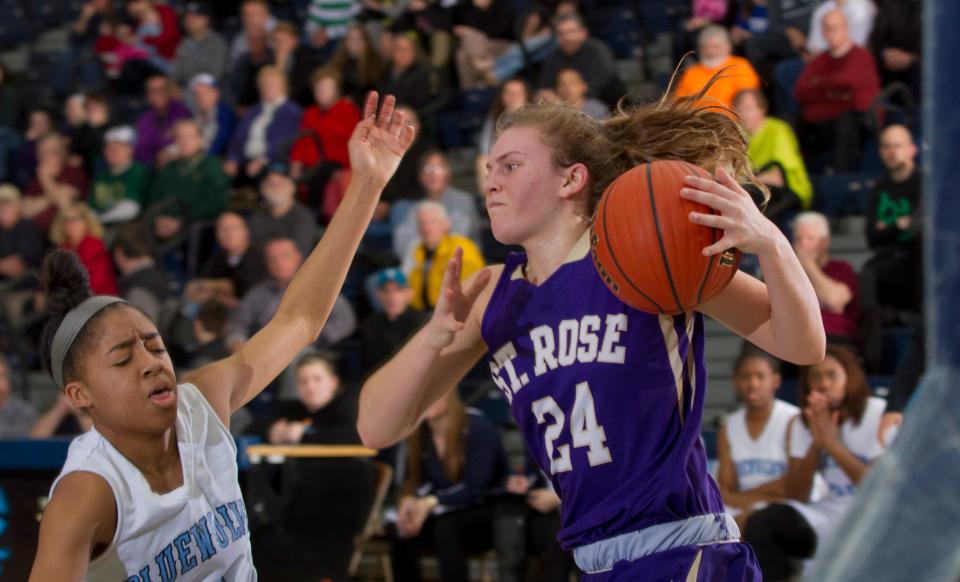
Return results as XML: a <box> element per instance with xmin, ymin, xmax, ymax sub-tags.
<box><xmin>742</xmin><ymin>345</ymin><xmax>887</xmax><ymax>580</ymax></box>
<box><xmin>28</xmin><ymin>93</ymin><xmax>417</xmax><ymax>582</ymax></box>
<box><xmin>717</xmin><ymin>349</ymin><xmax>799</xmax><ymax>527</ymax></box>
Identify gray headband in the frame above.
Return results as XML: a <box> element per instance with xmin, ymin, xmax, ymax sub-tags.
<box><xmin>51</xmin><ymin>296</ymin><xmax>127</xmax><ymax>388</ymax></box>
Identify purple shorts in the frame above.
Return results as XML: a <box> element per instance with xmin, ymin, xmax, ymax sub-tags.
<box><xmin>581</xmin><ymin>542</ymin><xmax>762</xmax><ymax>581</ymax></box>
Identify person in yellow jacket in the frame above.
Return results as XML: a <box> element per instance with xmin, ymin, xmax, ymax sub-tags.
<box><xmin>403</xmin><ymin>201</ymin><xmax>485</xmax><ymax>310</ymax></box>
<box><xmin>734</xmin><ymin>89</ymin><xmax>813</xmax><ymax>225</ymax></box>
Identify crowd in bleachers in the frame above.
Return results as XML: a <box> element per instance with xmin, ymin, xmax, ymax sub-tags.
<box><xmin>0</xmin><ymin>0</ymin><xmax>924</xmax><ymax>579</ymax></box>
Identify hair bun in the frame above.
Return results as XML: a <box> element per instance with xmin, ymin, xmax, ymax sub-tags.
<box><xmin>41</xmin><ymin>250</ymin><xmax>93</xmax><ymax>315</ymax></box>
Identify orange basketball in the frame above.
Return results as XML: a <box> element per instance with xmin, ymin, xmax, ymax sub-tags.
<box><xmin>590</xmin><ymin>160</ymin><xmax>741</xmax><ymax>315</ymax></box>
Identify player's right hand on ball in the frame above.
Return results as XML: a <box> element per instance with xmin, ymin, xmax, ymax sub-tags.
<box><xmin>425</xmin><ymin>247</ymin><xmax>490</xmax><ymax>350</ymax></box>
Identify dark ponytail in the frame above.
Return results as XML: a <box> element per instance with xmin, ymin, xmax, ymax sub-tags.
<box><xmin>39</xmin><ymin>250</ymin><xmax>117</xmax><ymax>385</ymax></box>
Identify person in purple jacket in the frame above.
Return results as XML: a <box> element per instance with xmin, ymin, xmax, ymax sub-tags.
<box><xmin>134</xmin><ymin>73</ymin><xmax>191</xmax><ymax>165</ymax></box>
<box><xmin>224</xmin><ymin>66</ymin><xmax>302</xmax><ymax>185</ymax></box>
<box><xmin>358</xmin><ymin>92</ymin><xmax>826</xmax><ymax>579</ymax></box>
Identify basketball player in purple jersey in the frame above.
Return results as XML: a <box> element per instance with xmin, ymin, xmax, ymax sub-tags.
<box><xmin>358</xmin><ymin>96</ymin><xmax>825</xmax><ymax>580</ymax></box>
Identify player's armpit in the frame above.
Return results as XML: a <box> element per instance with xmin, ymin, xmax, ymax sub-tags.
<box><xmin>29</xmin><ymin>471</ymin><xmax>117</xmax><ymax>582</ymax></box>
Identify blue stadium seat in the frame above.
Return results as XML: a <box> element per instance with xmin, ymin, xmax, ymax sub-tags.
<box><xmin>879</xmin><ymin>326</ymin><xmax>912</xmax><ymax>375</ymax></box>
<box><xmin>436</xmin><ymin>88</ymin><xmax>497</xmax><ymax>150</ymax></box>
<box><xmin>778</xmin><ymin>378</ymin><xmax>799</xmax><ymax>406</ymax></box>
<box><xmin>812</xmin><ymin>173</ymin><xmax>875</xmax><ymax>218</ymax></box>
<box><xmin>586</xmin><ymin>5</ymin><xmax>641</xmax><ymax>58</ymax></box>
<box><xmin>701</xmin><ymin>428</ymin><xmax>718</xmax><ymax>460</ymax></box>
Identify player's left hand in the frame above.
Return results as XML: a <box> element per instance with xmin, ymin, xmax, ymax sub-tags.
<box><xmin>681</xmin><ymin>167</ymin><xmax>781</xmax><ymax>257</ymax></box>
<box><xmin>527</xmin><ymin>489</ymin><xmax>561</xmax><ymax>513</ymax></box>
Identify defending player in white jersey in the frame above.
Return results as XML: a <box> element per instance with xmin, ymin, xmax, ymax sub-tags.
<box><xmin>28</xmin><ymin>93</ymin><xmax>416</xmax><ymax>581</ymax></box>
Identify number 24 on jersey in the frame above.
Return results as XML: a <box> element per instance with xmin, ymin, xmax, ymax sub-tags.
<box><xmin>532</xmin><ymin>381</ymin><xmax>612</xmax><ymax>474</ymax></box>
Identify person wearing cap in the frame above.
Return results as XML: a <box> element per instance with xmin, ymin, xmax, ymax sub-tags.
<box><xmin>145</xmin><ymin>118</ymin><xmax>229</xmax><ymax>240</ymax></box>
<box><xmin>190</xmin><ymin>73</ymin><xmax>236</xmax><ymax>156</ymax></box>
<box><xmin>249</xmin><ymin>164</ymin><xmax>317</xmax><ymax>257</ymax></box>
<box><xmin>172</xmin><ymin>1</ymin><xmax>228</xmax><ymax>88</ymax></box>
<box><xmin>89</xmin><ymin>126</ymin><xmax>150</xmax><ymax>225</ymax></box>
<box><xmin>0</xmin><ymin>184</ymin><xmax>45</xmax><ymax>283</ymax></box>
<box><xmin>361</xmin><ymin>267</ymin><xmax>428</xmax><ymax>371</ymax></box>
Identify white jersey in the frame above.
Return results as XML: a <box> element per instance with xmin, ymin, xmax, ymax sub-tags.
<box><xmin>786</xmin><ymin>396</ymin><xmax>887</xmax><ymax>542</ymax></box>
<box><xmin>725</xmin><ymin>399</ymin><xmax>800</xmax><ymax>491</ymax></box>
<box><xmin>51</xmin><ymin>383</ymin><xmax>257</xmax><ymax>581</ymax></box>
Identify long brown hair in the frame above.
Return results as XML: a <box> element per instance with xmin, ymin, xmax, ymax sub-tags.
<box><xmin>494</xmin><ymin>66</ymin><xmax>768</xmax><ymax>217</ymax></box>
<box><xmin>327</xmin><ymin>24</ymin><xmax>383</xmax><ymax>91</ymax></box>
<box><xmin>402</xmin><ymin>391</ymin><xmax>469</xmax><ymax>496</ymax></box>
<box><xmin>798</xmin><ymin>345</ymin><xmax>871</xmax><ymax>426</ymax></box>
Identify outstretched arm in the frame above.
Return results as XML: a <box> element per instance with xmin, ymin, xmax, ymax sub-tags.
<box><xmin>185</xmin><ymin>93</ymin><xmax>417</xmax><ymax>425</ymax></box>
<box><xmin>689</xmin><ymin>169</ymin><xmax>825</xmax><ymax>365</ymax></box>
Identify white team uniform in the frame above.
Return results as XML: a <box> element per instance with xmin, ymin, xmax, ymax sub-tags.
<box><xmin>725</xmin><ymin>399</ymin><xmax>800</xmax><ymax>493</ymax></box>
<box><xmin>785</xmin><ymin>396</ymin><xmax>887</xmax><ymax>543</ymax></box>
<box><xmin>51</xmin><ymin>383</ymin><xmax>257</xmax><ymax>581</ymax></box>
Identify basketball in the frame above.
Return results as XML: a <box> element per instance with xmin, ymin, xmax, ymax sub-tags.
<box><xmin>590</xmin><ymin>160</ymin><xmax>741</xmax><ymax>315</ymax></box>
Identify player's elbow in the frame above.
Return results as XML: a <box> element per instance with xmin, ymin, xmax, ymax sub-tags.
<box><xmin>793</xmin><ymin>331</ymin><xmax>826</xmax><ymax>366</ymax></box>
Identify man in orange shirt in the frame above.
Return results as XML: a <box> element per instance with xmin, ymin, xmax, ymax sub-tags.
<box><xmin>674</xmin><ymin>25</ymin><xmax>761</xmax><ymax>111</ymax></box>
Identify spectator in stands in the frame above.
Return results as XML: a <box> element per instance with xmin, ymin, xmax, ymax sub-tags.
<box><xmin>225</xmin><ymin>66</ymin><xmax>303</xmax><ymax>185</ymax></box>
<box><xmin>806</xmin><ymin>0</ymin><xmax>877</xmax><ymax>56</ymax></box>
<box><xmin>22</xmin><ymin>134</ymin><xmax>89</xmax><ymax>233</ymax></box>
<box><xmin>393</xmin><ymin>150</ymin><xmax>480</xmax><ymax>258</ymax></box>
<box><xmin>674</xmin><ymin>0</ymin><xmax>729</xmax><ymax>61</ymax></box>
<box><xmin>496</xmin><ymin>457</ymin><xmax>572</xmax><ymax>582</ymax></box>
<box><xmin>50</xmin><ymin>203</ymin><xmax>118</xmax><ymax>296</ymax></box>
<box><xmin>190</xmin><ymin>73</ymin><xmax>237</xmax><ymax>156</ymax></box>
<box><xmin>380</xmin><ymin>106</ymin><xmax>432</xmax><ymax>218</ymax></box>
<box><xmin>71</xmin><ymin>93</ymin><xmax>112</xmax><ymax>175</ymax></box>
<box><xmin>325</xmin><ymin>24</ymin><xmax>384</xmax><ymax>107</ymax></box>
<box><xmin>392</xmin><ymin>389</ymin><xmax>507</xmax><ymax>582</ymax></box>
<box><xmin>744</xmin><ymin>346</ymin><xmax>886</xmax><ymax>581</ymax></box>
<box><xmin>289</xmin><ymin>69</ymin><xmax>361</xmax><ymax>206</ymax></box>
<box><xmin>230</xmin><ymin>0</ymin><xmax>277</xmax><ymax>67</ymax></box>
<box><xmin>266</xmin><ymin>352</ymin><xmax>359</xmax><ymax>445</ymax></box>
<box><xmin>188</xmin><ymin>211</ymin><xmax>267</xmax><ymax>307</ymax></box>
<box><xmin>718</xmin><ymin>349</ymin><xmax>798</xmax><ymax>529</ymax></box>
<box><xmin>475</xmin><ymin>77</ymin><xmax>530</xmax><ymax>190</ymax></box>
<box><xmin>172</xmin><ymin>1</ymin><xmax>229</xmax><ymax>88</ymax></box>
<box><xmin>674</xmin><ymin>25</ymin><xmax>761</xmax><ymax>112</ymax></box>
<box><xmin>17</xmin><ymin>108</ymin><xmax>56</xmax><ymax>185</ymax></box>
<box><xmin>795</xmin><ymin>9</ymin><xmax>880</xmax><ymax>173</ymax></box>
<box><xmin>145</xmin><ymin>119</ymin><xmax>229</xmax><ymax>241</ymax></box>
<box><xmin>361</xmin><ymin>268</ymin><xmax>428</xmax><ymax>370</ymax></box>
<box><xmin>869</xmin><ymin>0</ymin><xmax>921</xmax><ymax>92</ymax></box>
<box><xmin>452</xmin><ymin>0</ymin><xmax>516</xmax><ymax>89</ymax></box>
<box><xmin>250</xmin><ymin>164</ymin><xmax>317</xmax><ymax>257</ymax></box>
<box><xmin>733</xmin><ymin>89</ymin><xmax>812</xmax><ymax>223</ymax></box>
<box><xmin>0</xmin><ymin>185</ymin><xmax>45</xmax><ymax>283</ymax></box>
<box><xmin>376</xmin><ymin>34</ymin><xmax>434</xmax><ymax>116</ymax></box>
<box><xmin>111</xmin><ymin>222</ymin><xmax>171</xmax><ymax>324</ymax></box>
<box><xmin>226</xmin><ymin>236</ymin><xmax>356</xmax><ymax>352</ymax></box>
<box><xmin>862</xmin><ymin>124</ymin><xmax>922</xmax><ymax>315</ymax></box>
<box><xmin>403</xmin><ymin>201</ymin><xmax>485</xmax><ymax>311</ymax></box>
<box><xmin>742</xmin><ymin>0</ymin><xmax>819</xmax><ymax>97</ymax></box>
<box><xmin>0</xmin><ymin>65</ymin><xmax>20</xmax><ymax>184</ymax></box>
<box><xmin>30</xmin><ymin>393</ymin><xmax>93</xmax><ymax>437</ymax></box>
<box><xmin>134</xmin><ymin>74</ymin><xmax>192</xmax><ymax>165</ymax></box>
<box><xmin>59</xmin><ymin>0</ymin><xmax>113</xmax><ymax>95</ymax></box>
<box><xmin>94</xmin><ymin>16</ymin><xmax>152</xmax><ymax>87</ymax></box>
<box><xmin>537</xmin><ymin>13</ymin><xmax>624</xmax><ymax>108</ymax></box>
<box><xmin>306</xmin><ymin>0</ymin><xmax>362</xmax><ymax>43</ymax></box>
<box><xmin>126</xmin><ymin>0</ymin><xmax>182</xmax><ymax>72</ymax></box>
<box><xmin>62</xmin><ymin>94</ymin><xmax>88</xmax><ymax>144</ymax></box>
<box><xmin>553</xmin><ymin>68</ymin><xmax>610</xmax><ymax>119</ymax></box>
<box><xmin>0</xmin><ymin>353</ymin><xmax>36</xmax><ymax>438</ymax></box>
<box><xmin>89</xmin><ymin>126</ymin><xmax>148</xmax><ymax>226</ymax></box>
<box><xmin>388</xmin><ymin>0</ymin><xmax>454</xmax><ymax>73</ymax></box>
<box><xmin>189</xmin><ymin>299</ymin><xmax>232</xmax><ymax>367</ymax></box>
<box><xmin>792</xmin><ymin>211</ymin><xmax>860</xmax><ymax>345</ymax></box>
<box><xmin>270</xmin><ymin>21</ymin><xmax>327</xmax><ymax>107</ymax></box>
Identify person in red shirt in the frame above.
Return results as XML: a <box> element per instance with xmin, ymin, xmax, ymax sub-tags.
<box><xmin>49</xmin><ymin>203</ymin><xmax>118</xmax><ymax>296</ymax></box>
<box><xmin>794</xmin><ymin>9</ymin><xmax>880</xmax><ymax>172</ymax></box>
<box><xmin>792</xmin><ymin>211</ymin><xmax>860</xmax><ymax>345</ymax></box>
<box><xmin>126</xmin><ymin>0</ymin><xmax>181</xmax><ymax>66</ymax></box>
<box><xmin>21</xmin><ymin>134</ymin><xmax>90</xmax><ymax>233</ymax></box>
<box><xmin>289</xmin><ymin>69</ymin><xmax>361</xmax><ymax>209</ymax></box>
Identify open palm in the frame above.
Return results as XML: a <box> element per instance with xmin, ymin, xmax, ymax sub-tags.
<box><xmin>348</xmin><ymin>92</ymin><xmax>418</xmax><ymax>187</ymax></box>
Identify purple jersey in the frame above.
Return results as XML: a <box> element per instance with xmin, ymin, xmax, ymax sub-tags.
<box><xmin>481</xmin><ymin>243</ymin><xmax>725</xmax><ymax>550</ymax></box>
